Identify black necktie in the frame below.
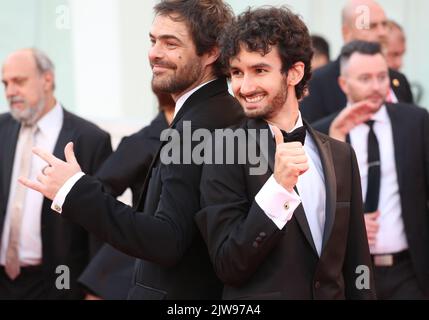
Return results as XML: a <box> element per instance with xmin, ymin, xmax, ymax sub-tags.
<box><xmin>280</xmin><ymin>125</ymin><xmax>306</xmax><ymax>145</ymax></box>
<box><xmin>364</xmin><ymin>120</ymin><xmax>381</xmax><ymax>213</ymax></box>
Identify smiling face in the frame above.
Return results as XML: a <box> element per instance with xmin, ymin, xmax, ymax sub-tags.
<box><xmin>229</xmin><ymin>45</ymin><xmax>289</xmax><ymax>120</ymax></box>
<box><xmin>149</xmin><ymin>14</ymin><xmax>206</xmax><ymax>100</ymax></box>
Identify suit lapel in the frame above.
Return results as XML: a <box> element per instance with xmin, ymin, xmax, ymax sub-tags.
<box><xmin>306</xmin><ymin>124</ymin><xmax>337</xmax><ymax>250</ymax></box>
<box><xmin>246</xmin><ymin>118</ymin><xmax>274</xmax><ymax>172</ymax></box>
<box><xmin>52</xmin><ymin>109</ymin><xmax>76</xmax><ymax>160</ymax></box>
<box><xmin>1</xmin><ymin>119</ymin><xmax>20</xmax><ymax>219</ymax></box>
<box><xmin>385</xmin><ymin>104</ymin><xmax>405</xmax><ymax>190</ymax></box>
<box><xmin>136</xmin><ymin>79</ymin><xmax>228</xmax><ymax>211</ymax></box>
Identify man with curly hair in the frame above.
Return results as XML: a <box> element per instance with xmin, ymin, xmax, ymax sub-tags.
<box><xmin>195</xmin><ymin>7</ymin><xmax>376</xmax><ymax>299</ymax></box>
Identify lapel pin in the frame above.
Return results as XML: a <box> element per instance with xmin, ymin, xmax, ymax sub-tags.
<box><xmin>392</xmin><ymin>78</ymin><xmax>400</xmax><ymax>87</ymax></box>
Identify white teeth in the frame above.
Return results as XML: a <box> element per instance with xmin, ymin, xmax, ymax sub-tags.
<box><xmin>245</xmin><ymin>95</ymin><xmax>264</xmax><ymax>103</ymax></box>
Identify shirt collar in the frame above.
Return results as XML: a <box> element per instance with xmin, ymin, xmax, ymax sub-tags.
<box><xmin>370</xmin><ymin>104</ymin><xmax>388</xmax><ymax>124</ymax></box>
<box><xmin>36</xmin><ymin>102</ymin><xmax>64</xmax><ymax>137</ymax></box>
<box><xmin>173</xmin><ymin>79</ymin><xmax>217</xmax><ymax>119</ymax></box>
<box><xmin>268</xmin><ymin>111</ymin><xmax>304</xmax><ymax>136</ymax></box>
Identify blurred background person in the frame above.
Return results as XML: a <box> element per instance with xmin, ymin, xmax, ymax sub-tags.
<box><xmin>0</xmin><ymin>48</ymin><xmax>112</xmax><ymax>299</ymax></box>
<box><xmin>78</xmin><ymin>91</ymin><xmax>174</xmax><ymax>300</ymax></box>
<box><xmin>385</xmin><ymin>20</ymin><xmax>406</xmax><ymax>72</ymax></box>
<box><xmin>311</xmin><ymin>35</ymin><xmax>331</xmax><ymax>70</ymax></box>
<box><xmin>300</xmin><ymin>0</ymin><xmax>414</xmax><ymax>124</ymax></box>
<box><xmin>314</xmin><ymin>41</ymin><xmax>429</xmax><ymax>299</ymax></box>
<box><xmin>385</xmin><ymin>19</ymin><xmax>425</xmax><ymax>104</ymax></box>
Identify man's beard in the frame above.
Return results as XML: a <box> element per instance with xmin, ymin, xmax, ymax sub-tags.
<box><xmin>9</xmin><ymin>96</ymin><xmax>45</xmax><ymax>126</ymax></box>
<box><xmin>151</xmin><ymin>59</ymin><xmax>203</xmax><ymax>94</ymax></box>
<box><xmin>244</xmin><ymin>81</ymin><xmax>288</xmax><ymax>120</ymax></box>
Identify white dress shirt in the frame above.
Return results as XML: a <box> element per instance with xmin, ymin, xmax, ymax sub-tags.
<box><xmin>1</xmin><ymin>103</ymin><xmax>63</xmax><ymax>266</ymax></box>
<box><xmin>52</xmin><ymin>80</ymin><xmax>217</xmax><ymax>214</ymax></box>
<box><xmin>173</xmin><ymin>79</ymin><xmax>217</xmax><ymax>119</ymax></box>
<box><xmin>255</xmin><ymin>113</ymin><xmax>326</xmax><ymax>256</ymax></box>
<box><xmin>349</xmin><ymin>104</ymin><xmax>408</xmax><ymax>254</ymax></box>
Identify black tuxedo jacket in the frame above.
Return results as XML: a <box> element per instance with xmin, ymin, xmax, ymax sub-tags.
<box><xmin>60</xmin><ymin>79</ymin><xmax>244</xmax><ymax>299</ymax></box>
<box><xmin>0</xmin><ymin>108</ymin><xmax>112</xmax><ymax>299</ymax></box>
<box><xmin>78</xmin><ymin>112</ymin><xmax>169</xmax><ymax>300</ymax></box>
<box><xmin>300</xmin><ymin>58</ymin><xmax>414</xmax><ymax>124</ymax></box>
<box><xmin>313</xmin><ymin>103</ymin><xmax>429</xmax><ymax>295</ymax></box>
<box><xmin>195</xmin><ymin>118</ymin><xmax>376</xmax><ymax>299</ymax></box>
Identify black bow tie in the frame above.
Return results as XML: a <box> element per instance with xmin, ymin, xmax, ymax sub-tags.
<box><xmin>280</xmin><ymin>125</ymin><xmax>306</xmax><ymax>145</ymax></box>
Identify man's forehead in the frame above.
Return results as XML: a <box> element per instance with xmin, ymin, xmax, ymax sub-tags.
<box><xmin>231</xmin><ymin>45</ymin><xmax>279</xmax><ymax>64</ymax></box>
<box><xmin>151</xmin><ymin>14</ymin><xmax>190</xmax><ymax>39</ymax></box>
<box><xmin>4</xmin><ymin>51</ymin><xmax>36</xmax><ymax>69</ymax></box>
<box><xmin>348</xmin><ymin>53</ymin><xmax>387</xmax><ymax>72</ymax></box>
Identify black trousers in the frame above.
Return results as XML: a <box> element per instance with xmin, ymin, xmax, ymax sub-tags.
<box><xmin>374</xmin><ymin>257</ymin><xmax>428</xmax><ymax>300</ymax></box>
<box><xmin>0</xmin><ymin>266</ymin><xmax>48</xmax><ymax>300</ymax></box>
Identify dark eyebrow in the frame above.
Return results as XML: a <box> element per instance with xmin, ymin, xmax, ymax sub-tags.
<box><xmin>251</xmin><ymin>63</ymin><xmax>272</xmax><ymax>69</ymax></box>
<box><xmin>149</xmin><ymin>33</ymin><xmax>183</xmax><ymax>45</ymax></box>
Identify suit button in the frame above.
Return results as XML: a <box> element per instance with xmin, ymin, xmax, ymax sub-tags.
<box><xmin>259</xmin><ymin>232</ymin><xmax>266</xmax><ymax>238</ymax></box>
<box><xmin>314</xmin><ymin>281</ymin><xmax>321</xmax><ymax>289</ymax></box>
<box><xmin>252</xmin><ymin>241</ymin><xmax>259</xmax><ymax>248</ymax></box>
<box><xmin>284</xmin><ymin>202</ymin><xmax>290</xmax><ymax>210</ymax></box>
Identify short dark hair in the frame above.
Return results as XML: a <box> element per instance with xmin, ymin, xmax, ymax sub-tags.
<box><xmin>219</xmin><ymin>6</ymin><xmax>313</xmax><ymax>100</ymax></box>
<box><xmin>340</xmin><ymin>40</ymin><xmax>382</xmax><ymax>74</ymax></box>
<box><xmin>154</xmin><ymin>0</ymin><xmax>234</xmax><ymax>78</ymax></box>
<box><xmin>311</xmin><ymin>35</ymin><xmax>330</xmax><ymax>60</ymax></box>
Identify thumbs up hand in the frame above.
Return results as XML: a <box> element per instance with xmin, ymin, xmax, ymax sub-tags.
<box><xmin>19</xmin><ymin>142</ymin><xmax>82</xmax><ymax>200</ymax></box>
<box><xmin>272</xmin><ymin>126</ymin><xmax>309</xmax><ymax>192</ymax></box>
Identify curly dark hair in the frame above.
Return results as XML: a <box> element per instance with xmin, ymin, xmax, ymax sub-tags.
<box><xmin>220</xmin><ymin>6</ymin><xmax>313</xmax><ymax>100</ymax></box>
<box><xmin>154</xmin><ymin>0</ymin><xmax>234</xmax><ymax>78</ymax></box>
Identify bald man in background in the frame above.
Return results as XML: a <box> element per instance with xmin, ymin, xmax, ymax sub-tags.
<box><xmin>300</xmin><ymin>0</ymin><xmax>414</xmax><ymax>123</ymax></box>
<box><xmin>0</xmin><ymin>48</ymin><xmax>111</xmax><ymax>299</ymax></box>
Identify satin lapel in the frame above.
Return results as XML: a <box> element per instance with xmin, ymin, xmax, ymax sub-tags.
<box><xmin>306</xmin><ymin>124</ymin><xmax>337</xmax><ymax>250</ymax></box>
<box><xmin>246</xmin><ymin>118</ymin><xmax>274</xmax><ymax>173</ymax></box>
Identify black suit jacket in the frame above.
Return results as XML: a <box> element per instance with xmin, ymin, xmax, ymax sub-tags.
<box><xmin>313</xmin><ymin>103</ymin><xmax>429</xmax><ymax>294</ymax></box>
<box><xmin>195</xmin><ymin>118</ymin><xmax>376</xmax><ymax>299</ymax></box>
<box><xmin>78</xmin><ymin>112</ymin><xmax>169</xmax><ymax>300</ymax></box>
<box><xmin>300</xmin><ymin>58</ymin><xmax>414</xmax><ymax>124</ymax></box>
<box><xmin>59</xmin><ymin>79</ymin><xmax>244</xmax><ymax>299</ymax></box>
<box><xmin>0</xmin><ymin>108</ymin><xmax>112</xmax><ymax>299</ymax></box>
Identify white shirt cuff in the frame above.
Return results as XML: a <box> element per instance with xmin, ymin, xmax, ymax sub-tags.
<box><xmin>255</xmin><ymin>175</ymin><xmax>301</xmax><ymax>229</ymax></box>
<box><xmin>51</xmin><ymin>172</ymin><xmax>85</xmax><ymax>214</ymax></box>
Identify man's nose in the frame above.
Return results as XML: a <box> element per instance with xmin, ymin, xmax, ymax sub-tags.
<box><xmin>240</xmin><ymin>75</ymin><xmax>257</xmax><ymax>95</ymax></box>
<box><xmin>149</xmin><ymin>42</ymin><xmax>164</xmax><ymax>62</ymax></box>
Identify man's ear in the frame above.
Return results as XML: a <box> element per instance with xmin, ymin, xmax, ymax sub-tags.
<box><xmin>287</xmin><ymin>62</ymin><xmax>305</xmax><ymax>86</ymax></box>
<box><xmin>203</xmin><ymin>46</ymin><xmax>220</xmax><ymax>68</ymax></box>
<box><xmin>338</xmin><ymin>75</ymin><xmax>348</xmax><ymax>95</ymax></box>
<box><xmin>43</xmin><ymin>71</ymin><xmax>54</xmax><ymax>92</ymax></box>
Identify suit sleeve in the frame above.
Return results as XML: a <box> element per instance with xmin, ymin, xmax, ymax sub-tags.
<box><xmin>342</xmin><ymin>146</ymin><xmax>377</xmax><ymax>299</ymax></box>
<box><xmin>85</xmin><ymin>132</ymin><xmax>113</xmax><ymax>257</ymax></box>
<box><xmin>61</xmin><ymin>150</ymin><xmax>201</xmax><ymax>268</ymax></box>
